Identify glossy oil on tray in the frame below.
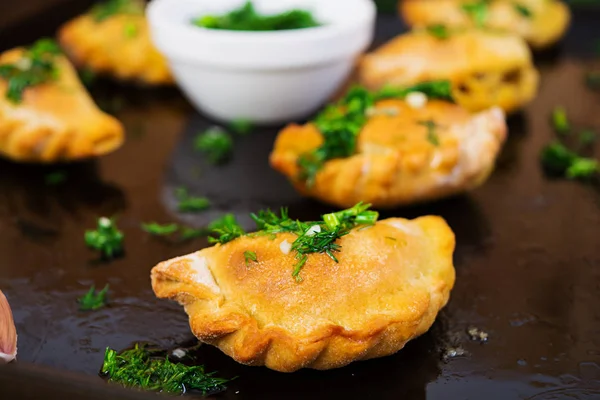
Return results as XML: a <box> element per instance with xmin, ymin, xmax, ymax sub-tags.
<box><xmin>1</xmin><ymin>2</ymin><xmax>600</xmax><ymax>399</ymax></box>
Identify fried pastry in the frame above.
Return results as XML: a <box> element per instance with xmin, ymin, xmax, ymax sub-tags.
<box><xmin>0</xmin><ymin>40</ymin><xmax>124</xmax><ymax>163</ymax></box>
<box><xmin>358</xmin><ymin>29</ymin><xmax>539</xmax><ymax>113</ymax></box>
<box><xmin>400</xmin><ymin>0</ymin><xmax>570</xmax><ymax>49</ymax></box>
<box><xmin>152</xmin><ymin>205</ymin><xmax>456</xmax><ymax>372</ymax></box>
<box><xmin>58</xmin><ymin>0</ymin><xmax>172</xmax><ymax>85</ymax></box>
<box><xmin>270</xmin><ymin>84</ymin><xmax>507</xmax><ymax>208</ymax></box>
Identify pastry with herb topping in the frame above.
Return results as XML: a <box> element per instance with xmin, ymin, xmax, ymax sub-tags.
<box><xmin>151</xmin><ymin>204</ymin><xmax>456</xmax><ymax>372</ymax></box>
<box><xmin>0</xmin><ymin>40</ymin><xmax>123</xmax><ymax>163</ymax></box>
<box><xmin>58</xmin><ymin>0</ymin><xmax>172</xmax><ymax>85</ymax></box>
<box><xmin>400</xmin><ymin>0</ymin><xmax>570</xmax><ymax>49</ymax></box>
<box><xmin>358</xmin><ymin>29</ymin><xmax>539</xmax><ymax>113</ymax></box>
<box><xmin>270</xmin><ymin>82</ymin><xmax>507</xmax><ymax>208</ymax></box>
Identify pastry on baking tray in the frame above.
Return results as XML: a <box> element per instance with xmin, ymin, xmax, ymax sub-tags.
<box><xmin>0</xmin><ymin>40</ymin><xmax>124</xmax><ymax>163</ymax></box>
<box><xmin>152</xmin><ymin>204</ymin><xmax>456</xmax><ymax>372</ymax></box>
<box><xmin>270</xmin><ymin>82</ymin><xmax>507</xmax><ymax>208</ymax></box>
<box><xmin>58</xmin><ymin>0</ymin><xmax>172</xmax><ymax>85</ymax></box>
<box><xmin>400</xmin><ymin>0</ymin><xmax>570</xmax><ymax>49</ymax></box>
<box><xmin>358</xmin><ymin>29</ymin><xmax>539</xmax><ymax>113</ymax></box>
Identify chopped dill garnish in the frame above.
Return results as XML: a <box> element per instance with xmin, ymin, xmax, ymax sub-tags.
<box><xmin>229</xmin><ymin>119</ymin><xmax>254</xmax><ymax>135</ymax></box>
<box><xmin>418</xmin><ymin>120</ymin><xmax>440</xmax><ymax>146</ymax></box>
<box><xmin>297</xmin><ymin>81</ymin><xmax>453</xmax><ymax>185</ymax></box>
<box><xmin>212</xmin><ymin>203</ymin><xmax>378</xmax><ymax>280</ymax></box>
<box><xmin>175</xmin><ymin>187</ymin><xmax>211</xmax><ymax>213</ymax></box>
<box><xmin>78</xmin><ymin>284</ymin><xmax>109</xmax><ymax>311</ymax></box>
<box><xmin>194</xmin><ymin>127</ymin><xmax>233</xmax><ymax>165</ymax></box>
<box><xmin>192</xmin><ymin>1</ymin><xmax>321</xmax><ymax>31</ymax></box>
<box><xmin>85</xmin><ymin>217</ymin><xmax>124</xmax><ymax>259</ymax></box>
<box><xmin>101</xmin><ymin>344</ymin><xmax>229</xmax><ymax>394</ymax></box>
<box><xmin>141</xmin><ymin>223</ymin><xmax>179</xmax><ymax>236</ymax></box>
<box><xmin>551</xmin><ymin>106</ymin><xmax>570</xmax><ymax>135</ymax></box>
<box><xmin>45</xmin><ymin>171</ymin><xmax>67</xmax><ymax>186</ymax></box>
<box><xmin>244</xmin><ymin>250</ymin><xmax>258</xmax><ymax>266</ymax></box>
<box><xmin>513</xmin><ymin>3</ymin><xmax>532</xmax><ymax>18</ymax></box>
<box><xmin>78</xmin><ymin>68</ymin><xmax>96</xmax><ymax>87</ymax></box>
<box><xmin>91</xmin><ymin>0</ymin><xmax>144</xmax><ymax>22</ymax></box>
<box><xmin>541</xmin><ymin>141</ymin><xmax>599</xmax><ymax>180</ymax></box>
<box><xmin>426</xmin><ymin>24</ymin><xmax>450</xmax><ymax>40</ymax></box>
<box><xmin>208</xmin><ymin>214</ymin><xmax>246</xmax><ymax>245</ymax></box>
<box><xmin>461</xmin><ymin>0</ymin><xmax>489</xmax><ymax>27</ymax></box>
<box><xmin>0</xmin><ymin>38</ymin><xmax>61</xmax><ymax>103</ymax></box>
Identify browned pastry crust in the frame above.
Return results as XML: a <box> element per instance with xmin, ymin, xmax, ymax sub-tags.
<box><xmin>400</xmin><ymin>0</ymin><xmax>571</xmax><ymax>49</ymax></box>
<box><xmin>270</xmin><ymin>99</ymin><xmax>507</xmax><ymax>209</ymax></box>
<box><xmin>0</xmin><ymin>49</ymin><xmax>123</xmax><ymax>163</ymax></box>
<box><xmin>152</xmin><ymin>216</ymin><xmax>456</xmax><ymax>372</ymax></box>
<box><xmin>358</xmin><ymin>30</ymin><xmax>539</xmax><ymax>113</ymax></box>
<box><xmin>58</xmin><ymin>13</ymin><xmax>172</xmax><ymax>85</ymax></box>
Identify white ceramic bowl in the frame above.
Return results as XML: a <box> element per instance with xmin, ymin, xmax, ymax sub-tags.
<box><xmin>147</xmin><ymin>0</ymin><xmax>376</xmax><ymax>124</ymax></box>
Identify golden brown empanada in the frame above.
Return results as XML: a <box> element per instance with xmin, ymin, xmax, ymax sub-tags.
<box><xmin>0</xmin><ymin>42</ymin><xmax>123</xmax><ymax>163</ymax></box>
<box><xmin>400</xmin><ymin>0</ymin><xmax>570</xmax><ymax>49</ymax></box>
<box><xmin>358</xmin><ymin>29</ymin><xmax>539</xmax><ymax>113</ymax></box>
<box><xmin>152</xmin><ymin>212</ymin><xmax>455</xmax><ymax>372</ymax></box>
<box><xmin>270</xmin><ymin>93</ymin><xmax>507</xmax><ymax>208</ymax></box>
<box><xmin>58</xmin><ymin>0</ymin><xmax>172</xmax><ymax>85</ymax></box>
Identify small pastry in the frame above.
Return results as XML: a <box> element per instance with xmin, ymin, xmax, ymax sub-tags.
<box><xmin>358</xmin><ymin>29</ymin><xmax>539</xmax><ymax>113</ymax></box>
<box><xmin>152</xmin><ymin>204</ymin><xmax>456</xmax><ymax>372</ymax></box>
<box><xmin>400</xmin><ymin>0</ymin><xmax>571</xmax><ymax>49</ymax></box>
<box><xmin>58</xmin><ymin>0</ymin><xmax>172</xmax><ymax>85</ymax></box>
<box><xmin>0</xmin><ymin>39</ymin><xmax>124</xmax><ymax>163</ymax></box>
<box><xmin>270</xmin><ymin>83</ymin><xmax>507</xmax><ymax>208</ymax></box>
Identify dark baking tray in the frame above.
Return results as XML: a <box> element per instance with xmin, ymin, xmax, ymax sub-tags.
<box><xmin>1</xmin><ymin>1</ymin><xmax>600</xmax><ymax>399</ymax></box>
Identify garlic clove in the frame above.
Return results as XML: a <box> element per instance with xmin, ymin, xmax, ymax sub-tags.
<box><xmin>0</xmin><ymin>289</ymin><xmax>17</xmax><ymax>364</ymax></box>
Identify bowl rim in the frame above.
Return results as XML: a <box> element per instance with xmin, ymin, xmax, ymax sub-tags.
<box><xmin>147</xmin><ymin>0</ymin><xmax>377</xmax><ymax>46</ymax></box>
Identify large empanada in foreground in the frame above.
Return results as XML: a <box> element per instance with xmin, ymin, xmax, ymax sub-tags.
<box><xmin>0</xmin><ymin>41</ymin><xmax>123</xmax><ymax>163</ymax></box>
<box><xmin>400</xmin><ymin>0</ymin><xmax>570</xmax><ymax>49</ymax></box>
<box><xmin>358</xmin><ymin>30</ymin><xmax>539</xmax><ymax>113</ymax></box>
<box><xmin>152</xmin><ymin>207</ymin><xmax>455</xmax><ymax>372</ymax></box>
<box><xmin>58</xmin><ymin>0</ymin><xmax>172</xmax><ymax>85</ymax></box>
<box><xmin>270</xmin><ymin>85</ymin><xmax>507</xmax><ymax>209</ymax></box>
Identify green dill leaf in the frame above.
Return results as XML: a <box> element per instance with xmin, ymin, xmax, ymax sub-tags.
<box><xmin>461</xmin><ymin>0</ymin><xmax>489</xmax><ymax>27</ymax></box>
<box><xmin>229</xmin><ymin>119</ymin><xmax>254</xmax><ymax>135</ymax></box>
<box><xmin>123</xmin><ymin>22</ymin><xmax>139</xmax><ymax>38</ymax></box>
<box><xmin>208</xmin><ymin>214</ymin><xmax>246</xmax><ymax>245</ymax></box>
<box><xmin>101</xmin><ymin>344</ymin><xmax>229</xmax><ymax>394</ymax></box>
<box><xmin>541</xmin><ymin>141</ymin><xmax>599</xmax><ymax>180</ymax></box>
<box><xmin>45</xmin><ymin>171</ymin><xmax>67</xmax><ymax>186</ymax></box>
<box><xmin>513</xmin><ymin>3</ymin><xmax>533</xmax><ymax>18</ymax></box>
<box><xmin>194</xmin><ymin>127</ymin><xmax>233</xmax><ymax>165</ymax></box>
<box><xmin>85</xmin><ymin>217</ymin><xmax>124</xmax><ymax>259</ymax></box>
<box><xmin>375</xmin><ymin>80</ymin><xmax>454</xmax><ymax>102</ymax></box>
<box><xmin>175</xmin><ymin>187</ymin><xmax>211</xmax><ymax>213</ymax></box>
<box><xmin>566</xmin><ymin>158</ymin><xmax>599</xmax><ymax>179</ymax></box>
<box><xmin>91</xmin><ymin>0</ymin><xmax>144</xmax><ymax>22</ymax></box>
<box><xmin>551</xmin><ymin>106</ymin><xmax>570</xmax><ymax>135</ymax></box>
<box><xmin>579</xmin><ymin>129</ymin><xmax>597</xmax><ymax>146</ymax></box>
<box><xmin>418</xmin><ymin>120</ymin><xmax>440</xmax><ymax>146</ymax></box>
<box><xmin>244</xmin><ymin>250</ymin><xmax>258</xmax><ymax>266</ymax></box>
<box><xmin>78</xmin><ymin>284</ymin><xmax>109</xmax><ymax>311</ymax></box>
<box><xmin>426</xmin><ymin>24</ymin><xmax>450</xmax><ymax>40</ymax></box>
<box><xmin>0</xmin><ymin>38</ymin><xmax>61</xmax><ymax>103</ymax></box>
<box><xmin>179</xmin><ymin>227</ymin><xmax>209</xmax><ymax>241</ymax></box>
<box><xmin>141</xmin><ymin>222</ymin><xmax>179</xmax><ymax>236</ymax></box>
<box><xmin>191</xmin><ymin>1</ymin><xmax>321</xmax><ymax>31</ymax></box>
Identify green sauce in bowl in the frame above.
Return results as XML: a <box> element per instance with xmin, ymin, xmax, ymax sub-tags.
<box><xmin>191</xmin><ymin>1</ymin><xmax>322</xmax><ymax>31</ymax></box>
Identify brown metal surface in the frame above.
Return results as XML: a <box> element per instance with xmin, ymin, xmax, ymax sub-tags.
<box><xmin>0</xmin><ymin>3</ymin><xmax>599</xmax><ymax>400</ymax></box>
